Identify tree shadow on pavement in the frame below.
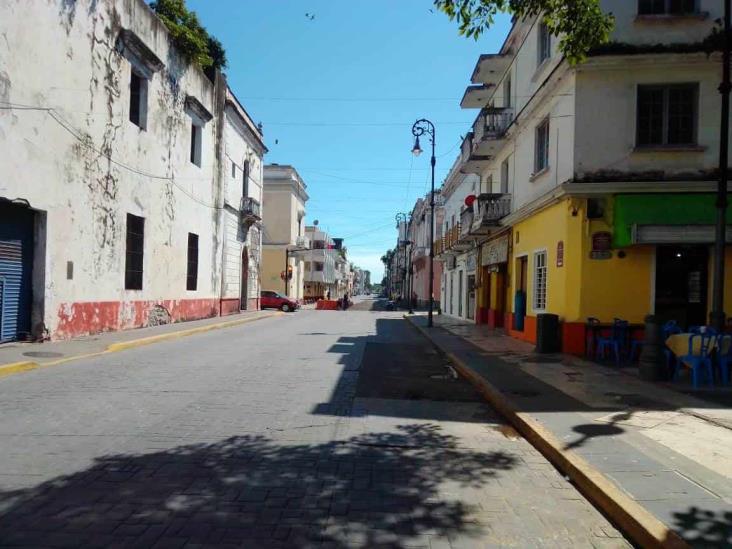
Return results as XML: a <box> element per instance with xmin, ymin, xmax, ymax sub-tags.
<box><xmin>669</xmin><ymin>506</ymin><xmax>732</xmax><ymax>548</ymax></box>
<box><xmin>0</xmin><ymin>424</ymin><xmax>518</xmax><ymax>548</ymax></box>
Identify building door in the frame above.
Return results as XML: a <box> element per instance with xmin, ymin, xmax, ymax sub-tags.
<box><xmin>494</xmin><ymin>265</ymin><xmax>507</xmax><ymax>328</ymax></box>
<box><xmin>655</xmin><ymin>245</ymin><xmax>708</xmax><ymax>328</ymax></box>
<box><xmin>458</xmin><ymin>270</ymin><xmax>464</xmax><ymax>317</ymax></box>
<box><xmin>240</xmin><ymin>246</ymin><xmax>249</xmax><ymax>310</ymax></box>
<box><xmin>0</xmin><ymin>203</ymin><xmax>34</xmax><ymax>343</ymax></box>
<box><xmin>513</xmin><ymin>256</ymin><xmax>528</xmax><ymax>331</ymax></box>
<box><xmin>467</xmin><ymin>274</ymin><xmax>475</xmax><ymax>320</ymax></box>
<box><xmin>450</xmin><ymin>272</ymin><xmax>454</xmax><ymax>315</ymax></box>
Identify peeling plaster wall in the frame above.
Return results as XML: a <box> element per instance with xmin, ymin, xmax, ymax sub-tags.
<box><xmin>0</xmin><ymin>0</ymin><xmax>223</xmax><ymax>338</ymax></box>
<box><xmin>220</xmin><ymin>104</ymin><xmax>264</xmax><ymax>308</ymax></box>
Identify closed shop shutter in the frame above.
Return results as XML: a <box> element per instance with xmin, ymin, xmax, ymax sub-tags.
<box><xmin>0</xmin><ymin>205</ymin><xmax>34</xmax><ymax>342</ymax></box>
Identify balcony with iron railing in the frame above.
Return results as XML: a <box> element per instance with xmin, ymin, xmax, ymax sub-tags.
<box><xmin>472</xmin><ymin>108</ymin><xmax>513</xmax><ymax>153</ymax></box>
<box><xmin>470</xmin><ymin>194</ymin><xmax>512</xmax><ymax>235</ymax></box>
<box><xmin>295</xmin><ymin>235</ymin><xmax>310</xmax><ymax>250</ymax></box>
<box><xmin>240</xmin><ymin>196</ymin><xmax>261</xmax><ymax>223</ymax></box>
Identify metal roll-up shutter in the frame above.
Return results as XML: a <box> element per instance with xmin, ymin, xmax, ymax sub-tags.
<box><xmin>0</xmin><ymin>205</ymin><xmax>34</xmax><ymax>342</ymax></box>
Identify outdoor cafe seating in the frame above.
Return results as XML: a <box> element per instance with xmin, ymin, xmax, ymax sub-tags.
<box><xmin>586</xmin><ymin>316</ymin><xmax>732</xmax><ymax>388</ymax></box>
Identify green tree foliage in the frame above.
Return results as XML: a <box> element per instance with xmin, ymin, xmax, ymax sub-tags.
<box><xmin>433</xmin><ymin>0</ymin><xmax>614</xmax><ymax>64</ymax></box>
<box><xmin>150</xmin><ymin>0</ymin><xmax>228</xmax><ymax>71</ymax></box>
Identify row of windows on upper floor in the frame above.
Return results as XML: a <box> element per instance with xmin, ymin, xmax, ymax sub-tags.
<box><xmin>130</xmin><ymin>67</ymin><xmax>258</xmax><ymax>203</ymax></box>
<box><xmin>129</xmin><ymin>70</ymin><xmax>207</xmax><ymax>168</ymax></box>
<box><xmin>495</xmin><ymin>0</ymin><xmax>705</xmax><ymax>111</ymax></box>
<box><xmin>443</xmin><ymin>80</ymin><xmax>701</xmax><ymax>233</ymax></box>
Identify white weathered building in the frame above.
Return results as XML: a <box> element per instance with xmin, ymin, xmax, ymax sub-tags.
<box><xmin>0</xmin><ymin>0</ymin><xmax>265</xmax><ymax>341</ymax></box>
<box><xmin>219</xmin><ymin>90</ymin><xmax>266</xmax><ymax>314</ymax></box>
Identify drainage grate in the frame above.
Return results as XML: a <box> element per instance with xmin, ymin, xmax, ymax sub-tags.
<box><xmin>22</xmin><ymin>351</ymin><xmax>64</xmax><ymax>358</ymax></box>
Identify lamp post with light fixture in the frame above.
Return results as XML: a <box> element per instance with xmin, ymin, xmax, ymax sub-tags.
<box><xmin>411</xmin><ymin>119</ymin><xmax>436</xmax><ymax>327</ymax></box>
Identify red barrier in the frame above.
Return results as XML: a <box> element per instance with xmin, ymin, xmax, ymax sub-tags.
<box><xmin>315</xmin><ymin>300</ymin><xmax>340</xmax><ymax>310</ymax></box>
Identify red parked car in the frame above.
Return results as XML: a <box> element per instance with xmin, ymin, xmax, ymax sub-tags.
<box><xmin>260</xmin><ymin>290</ymin><xmax>299</xmax><ymax>312</ymax></box>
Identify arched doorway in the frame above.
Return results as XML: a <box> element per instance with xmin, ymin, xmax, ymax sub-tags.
<box><xmin>240</xmin><ymin>246</ymin><xmax>249</xmax><ymax>310</ymax></box>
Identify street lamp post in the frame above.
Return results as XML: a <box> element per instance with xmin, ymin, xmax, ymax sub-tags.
<box><xmin>711</xmin><ymin>0</ymin><xmax>731</xmax><ymax>331</ymax></box>
<box><xmin>395</xmin><ymin>212</ymin><xmax>408</xmax><ymax>306</ymax></box>
<box><xmin>411</xmin><ymin>119</ymin><xmax>436</xmax><ymax>327</ymax></box>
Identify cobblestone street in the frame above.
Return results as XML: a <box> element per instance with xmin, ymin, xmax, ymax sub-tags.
<box><xmin>0</xmin><ymin>299</ymin><xmax>629</xmax><ymax>547</ymax></box>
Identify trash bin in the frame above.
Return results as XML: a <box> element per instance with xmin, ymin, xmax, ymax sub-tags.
<box><xmin>536</xmin><ymin>313</ymin><xmax>560</xmax><ymax>353</ymax></box>
<box><xmin>513</xmin><ymin>290</ymin><xmax>526</xmax><ymax>331</ymax></box>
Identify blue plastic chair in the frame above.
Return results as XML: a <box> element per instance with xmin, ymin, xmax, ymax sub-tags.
<box><xmin>657</xmin><ymin>320</ymin><xmax>683</xmax><ymax>371</ymax></box>
<box><xmin>689</xmin><ymin>326</ymin><xmax>718</xmax><ymax>336</ymax></box>
<box><xmin>674</xmin><ymin>333</ymin><xmax>715</xmax><ymax>388</ymax></box>
<box><xmin>596</xmin><ymin>319</ymin><xmax>628</xmax><ymax>366</ymax></box>
<box><xmin>716</xmin><ymin>335</ymin><xmax>732</xmax><ymax>386</ymax></box>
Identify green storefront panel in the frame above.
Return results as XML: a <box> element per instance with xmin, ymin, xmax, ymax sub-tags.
<box><xmin>613</xmin><ymin>194</ymin><xmax>732</xmax><ymax>247</ymax></box>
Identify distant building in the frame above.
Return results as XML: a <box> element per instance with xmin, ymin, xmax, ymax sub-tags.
<box><xmin>261</xmin><ymin>165</ymin><xmax>309</xmax><ymax>300</ymax></box>
<box><xmin>301</xmin><ymin>226</ymin><xmax>338</xmax><ymax>300</ymax></box>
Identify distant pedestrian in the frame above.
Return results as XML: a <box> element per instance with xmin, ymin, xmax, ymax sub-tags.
<box><xmin>342</xmin><ymin>293</ymin><xmax>349</xmax><ymax>310</ymax></box>
<box><xmin>326</xmin><ymin>290</ymin><xmax>331</xmax><ymax>300</ymax></box>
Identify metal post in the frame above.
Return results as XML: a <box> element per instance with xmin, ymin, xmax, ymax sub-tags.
<box><xmin>711</xmin><ymin>0</ymin><xmax>731</xmax><ymax>332</ymax></box>
<box><xmin>407</xmin><ymin>241</ymin><xmax>414</xmax><ymax>314</ymax></box>
<box><xmin>411</xmin><ymin>119</ymin><xmax>436</xmax><ymax>327</ymax></box>
<box><xmin>429</xmin><ymin>135</ymin><xmax>435</xmax><ymax>327</ymax></box>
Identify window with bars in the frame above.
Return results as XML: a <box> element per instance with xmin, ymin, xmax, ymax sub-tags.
<box><xmin>637</xmin><ymin>84</ymin><xmax>697</xmax><ymax>146</ymax></box>
<box><xmin>125</xmin><ymin>214</ymin><xmax>144</xmax><ymax>290</ymax></box>
<box><xmin>534</xmin><ymin>119</ymin><xmax>550</xmax><ymax>173</ymax></box>
<box><xmin>129</xmin><ymin>71</ymin><xmax>148</xmax><ymax>130</ymax></box>
<box><xmin>190</xmin><ymin>123</ymin><xmax>202</xmax><ymax>166</ymax></box>
<box><xmin>533</xmin><ymin>250</ymin><xmax>547</xmax><ymax>311</ymax></box>
<box><xmin>638</xmin><ymin>0</ymin><xmax>698</xmax><ymax>15</ymax></box>
<box><xmin>537</xmin><ymin>23</ymin><xmax>551</xmax><ymax>66</ymax></box>
<box><xmin>503</xmin><ymin>73</ymin><xmax>512</xmax><ymax>108</ymax></box>
<box><xmin>242</xmin><ymin>160</ymin><xmax>250</xmax><ymax>198</ymax></box>
<box><xmin>500</xmin><ymin>158</ymin><xmax>509</xmax><ymax>194</ymax></box>
<box><xmin>187</xmin><ymin>233</ymin><xmax>199</xmax><ymax>291</ymax></box>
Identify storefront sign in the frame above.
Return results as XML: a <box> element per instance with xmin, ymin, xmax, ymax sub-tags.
<box><xmin>556</xmin><ymin>241</ymin><xmax>564</xmax><ymax>267</ymax></box>
<box><xmin>481</xmin><ymin>235</ymin><xmax>509</xmax><ymax>266</ymax></box>
<box><xmin>466</xmin><ymin>254</ymin><xmax>476</xmax><ymax>272</ymax></box>
<box><xmin>590</xmin><ymin>231</ymin><xmax>612</xmax><ymax>260</ymax></box>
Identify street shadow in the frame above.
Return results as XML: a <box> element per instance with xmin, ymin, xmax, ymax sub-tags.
<box><xmin>311</xmin><ymin>317</ymin><xmax>490</xmax><ymax>422</ymax></box>
<box><xmin>668</xmin><ymin>506</ymin><xmax>732</xmax><ymax>548</ymax></box>
<box><xmin>0</xmin><ymin>424</ymin><xmax>518</xmax><ymax>548</ymax></box>
<box><xmin>563</xmin><ymin>411</ymin><xmax>631</xmax><ymax>451</ymax></box>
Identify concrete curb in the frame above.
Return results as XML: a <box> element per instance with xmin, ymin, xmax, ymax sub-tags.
<box><xmin>404</xmin><ymin>314</ymin><xmax>688</xmax><ymax>549</ymax></box>
<box><xmin>0</xmin><ymin>311</ymin><xmax>283</xmax><ymax>380</ymax></box>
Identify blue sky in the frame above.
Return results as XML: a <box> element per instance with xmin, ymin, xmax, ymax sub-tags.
<box><xmin>188</xmin><ymin>0</ymin><xmax>511</xmax><ymax>281</ymax></box>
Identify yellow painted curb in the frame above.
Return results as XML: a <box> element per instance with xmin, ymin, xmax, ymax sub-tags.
<box><xmin>106</xmin><ymin>311</ymin><xmax>283</xmax><ymax>352</ymax></box>
<box><xmin>0</xmin><ymin>312</ymin><xmax>283</xmax><ymax>379</ymax></box>
<box><xmin>0</xmin><ymin>361</ymin><xmax>39</xmax><ymax>378</ymax></box>
<box><xmin>404</xmin><ymin>315</ymin><xmax>688</xmax><ymax>549</ymax></box>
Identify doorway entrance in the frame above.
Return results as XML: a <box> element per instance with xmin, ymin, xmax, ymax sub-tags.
<box><xmin>240</xmin><ymin>246</ymin><xmax>249</xmax><ymax>310</ymax></box>
<box><xmin>0</xmin><ymin>203</ymin><xmax>34</xmax><ymax>342</ymax></box>
<box><xmin>467</xmin><ymin>274</ymin><xmax>475</xmax><ymax>320</ymax></box>
<box><xmin>655</xmin><ymin>245</ymin><xmax>708</xmax><ymax>328</ymax></box>
<box><xmin>513</xmin><ymin>256</ymin><xmax>528</xmax><ymax>331</ymax></box>
<box><xmin>494</xmin><ymin>265</ymin><xmax>507</xmax><ymax>328</ymax></box>
<box><xmin>458</xmin><ymin>270</ymin><xmax>464</xmax><ymax>317</ymax></box>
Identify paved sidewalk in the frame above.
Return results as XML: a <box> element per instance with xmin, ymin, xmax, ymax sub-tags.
<box><xmin>0</xmin><ymin>309</ymin><xmax>280</xmax><ymax>370</ymax></box>
<box><xmin>408</xmin><ymin>314</ymin><xmax>732</xmax><ymax>548</ymax></box>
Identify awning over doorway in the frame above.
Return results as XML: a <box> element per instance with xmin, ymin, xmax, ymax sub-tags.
<box><xmin>613</xmin><ymin>194</ymin><xmax>732</xmax><ymax>247</ymax></box>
